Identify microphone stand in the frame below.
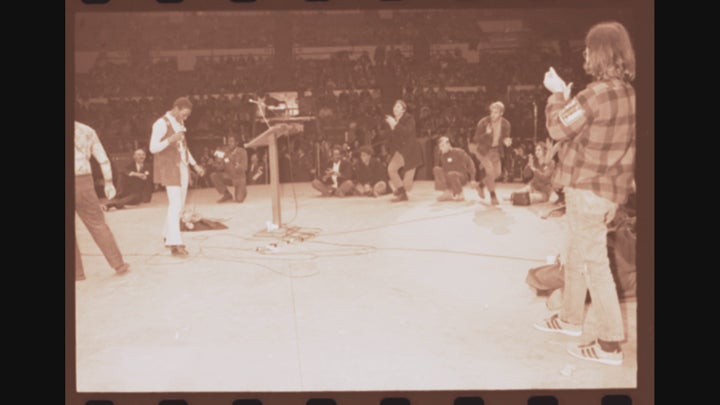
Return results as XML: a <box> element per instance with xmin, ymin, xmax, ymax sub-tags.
<box><xmin>255</xmin><ymin>100</ymin><xmax>272</xmax><ymax>130</ymax></box>
<box><xmin>532</xmin><ymin>101</ymin><xmax>538</xmax><ymax>144</ymax></box>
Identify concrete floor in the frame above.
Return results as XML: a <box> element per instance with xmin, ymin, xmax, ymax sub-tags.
<box><xmin>73</xmin><ymin>181</ymin><xmax>637</xmax><ymax>392</ymax></box>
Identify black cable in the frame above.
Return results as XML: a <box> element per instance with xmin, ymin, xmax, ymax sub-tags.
<box><xmin>285</xmin><ymin>183</ymin><xmax>300</xmax><ymax>225</ymax></box>
<box><xmin>321</xmin><ymin>206</ymin><xmax>477</xmax><ymax>236</ymax></box>
<box><xmin>80</xmin><ymin>200</ymin><xmax>546</xmax><ymax>277</ymax></box>
<box><xmin>82</xmin><ymin>203</ymin><xmax>546</xmax><ymax>265</ymax></box>
<box><xmin>197</xmin><ymin>233</ymin><xmax>543</xmax><ymax>264</ymax></box>
<box><xmin>80</xmin><ymin>249</ymin><xmax>203</xmax><ymax>266</ymax></box>
<box><xmin>283</xmin><ymin>139</ymin><xmax>300</xmax><ymax>225</ymax></box>
<box><xmin>194</xmin><ymin>232</ymin><xmax>369</xmax><ymax>260</ymax></box>
<box><xmin>308</xmin><ymin>239</ymin><xmax>544</xmax><ymax>264</ymax></box>
<box><xmin>200</xmin><ymin>255</ymin><xmax>320</xmax><ymax>278</ymax></box>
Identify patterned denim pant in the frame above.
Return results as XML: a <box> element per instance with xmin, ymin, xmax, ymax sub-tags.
<box><xmin>561</xmin><ymin>187</ymin><xmax>625</xmax><ymax>342</ymax></box>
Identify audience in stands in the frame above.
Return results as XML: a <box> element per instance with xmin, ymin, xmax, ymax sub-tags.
<box><xmin>75</xmin><ymin>10</ymin><xmax>596</xmax><ymax>189</ymax></box>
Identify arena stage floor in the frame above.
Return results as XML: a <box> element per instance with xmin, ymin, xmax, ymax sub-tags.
<box><xmin>72</xmin><ymin>180</ymin><xmax>637</xmax><ymax>392</ymax></box>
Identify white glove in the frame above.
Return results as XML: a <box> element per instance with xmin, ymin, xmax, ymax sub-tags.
<box><xmin>543</xmin><ymin>67</ymin><xmax>573</xmax><ymax>100</ymax></box>
<box><xmin>104</xmin><ymin>183</ymin><xmax>117</xmax><ymax>200</ymax></box>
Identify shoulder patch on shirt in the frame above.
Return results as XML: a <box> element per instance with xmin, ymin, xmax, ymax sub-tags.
<box><xmin>559</xmin><ymin>99</ymin><xmax>585</xmax><ymax>127</ymax></box>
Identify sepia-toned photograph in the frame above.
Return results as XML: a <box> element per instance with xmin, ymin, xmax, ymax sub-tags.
<box><xmin>70</xmin><ymin>1</ymin><xmax>648</xmax><ymax>397</ymax></box>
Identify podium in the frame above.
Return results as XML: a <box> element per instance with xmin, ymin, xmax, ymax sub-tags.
<box><xmin>244</xmin><ymin>121</ymin><xmax>306</xmax><ymax>227</ymax></box>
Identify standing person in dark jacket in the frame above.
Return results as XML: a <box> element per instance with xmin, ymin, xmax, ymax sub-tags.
<box><xmin>354</xmin><ymin>145</ymin><xmax>388</xmax><ymax>197</ymax></box>
<box><xmin>385</xmin><ymin>99</ymin><xmax>424</xmax><ymax>202</ymax></box>
<box><xmin>433</xmin><ymin>136</ymin><xmax>477</xmax><ymax>202</ymax></box>
<box><xmin>469</xmin><ymin>101</ymin><xmax>512</xmax><ymax>205</ymax></box>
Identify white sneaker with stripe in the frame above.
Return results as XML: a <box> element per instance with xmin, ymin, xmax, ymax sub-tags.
<box><xmin>533</xmin><ymin>313</ymin><xmax>582</xmax><ymax>337</ymax></box>
<box><xmin>567</xmin><ymin>340</ymin><xmax>623</xmax><ymax>366</ymax></box>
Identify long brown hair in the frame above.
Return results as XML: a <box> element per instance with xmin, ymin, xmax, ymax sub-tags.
<box><xmin>583</xmin><ymin>21</ymin><xmax>636</xmax><ymax>82</ymax></box>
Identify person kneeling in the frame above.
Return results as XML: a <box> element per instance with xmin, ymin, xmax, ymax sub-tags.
<box><xmin>210</xmin><ymin>135</ymin><xmax>248</xmax><ymax>203</ymax></box>
<box><xmin>433</xmin><ymin>136</ymin><xmax>477</xmax><ymax>202</ymax></box>
<box><xmin>311</xmin><ymin>145</ymin><xmax>355</xmax><ymax>197</ymax></box>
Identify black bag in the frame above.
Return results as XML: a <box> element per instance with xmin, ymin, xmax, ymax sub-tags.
<box><xmin>526</xmin><ymin>205</ymin><xmax>637</xmax><ymax>299</ymax></box>
<box><xmin>511</xmin><ymin>191</ymin><xmax>531</xmax><ymax>206</ymax></box>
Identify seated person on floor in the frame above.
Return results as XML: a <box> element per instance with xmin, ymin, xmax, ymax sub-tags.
<box><xmin>311</xmin><ymin>144</ymin><xmax>355</xmax><ymax>197</ymax></box>
<box><xmin>353</xmin><ymin>145</ymin><xmax>389</xmax><ymax>197</ymax></box>
<box><xmin>433</xmin><ymin>136</ymin><xmax>477</xmax><ymax>202</ymax></box>
<box><xmin>510</xmin><ymin>140</ymin><xmax>560</xmax><ymax>205</ymax></box>
<box><xmin>247</xmin><ymin>151</ymin><xmax>266</xmax><ymax>185</ymax></box>
<box><xmin>102</xmin><ymin>148</ymin><xmax>153</xmax><ymax>211</ymax></box>
<box><xmin>210</xmin><ymin>135</ymin><xmax>248</xmax><ymax>203</ymax></box>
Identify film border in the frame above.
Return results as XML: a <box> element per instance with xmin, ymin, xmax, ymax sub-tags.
<box><xmin>65</xmin><ymin>0</ymin><xmax>654</xmax><ymax>403</ymax></box>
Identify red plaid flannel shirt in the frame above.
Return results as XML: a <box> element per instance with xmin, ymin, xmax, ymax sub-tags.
<box><xmin>545</xmin><ymin>79</ymin><xmax>636</xmax><ymax>204</ymax></box>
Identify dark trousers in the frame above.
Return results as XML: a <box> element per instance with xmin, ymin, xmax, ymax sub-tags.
<box><xmin>502</xmin><ymin>153</ymin><xmax>515</xmax><ymax>182</ymax></box>
<box><xmin>476</xmin><ymin>148</ymin><xmax>501</xmax><ymax>191</ymax></box>
<box><xmin>118</xmin><ymin>176</ymin><xmax>153</xmax><ymax>203</ymax></box>
<box><xmin>105</xmin><ymin>193</ymin><xmax>143</xmax><ymax>209</ymax></box>
<box><xmin>433</xmin><ymin>167</ymin><xmax>468</xmax><ymax>195</ymax></box>
<box><xmin>211</xmin><ymin>171</ymin><xmax>247</xmax><ymax>202</ymax></box>
<box><xmin>311</xmin><ymin>179</ymin><xmax>355</xmax><ymax>197</ymax></box>
<box><xmin>75</xmin><ymin>174</ymin><xmax>125</xmax><ymax>278</ymax></box>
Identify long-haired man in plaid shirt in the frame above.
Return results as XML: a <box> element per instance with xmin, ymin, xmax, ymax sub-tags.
<box><xmin>533</xmin><ymin>21</ymin><xmax>636</xmax><ymax>366</ymax></box>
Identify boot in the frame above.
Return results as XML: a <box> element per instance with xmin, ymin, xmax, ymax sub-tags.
<box><xmin>217</xmin><ymin>191</ymin><xmax>233</xmax><ymax>203</ymax></box>
<box><xmin>437</xmin><ymin>190</ymin><xmax>452</xmax><ymax>201</ymax></box>
<box><xmin>490</xmin><ymin>191</ymin><xmax>499</xmax><ymax>206</ymax></box>
<box><xmin>391</xmin><ymin>186</ymin><xmax>408</xmax><ymax>202</ymax></box>
<box><xmin>476</xmin><ymin>183</ymin><xmax>486</xmax><ymax>199</ymax></box>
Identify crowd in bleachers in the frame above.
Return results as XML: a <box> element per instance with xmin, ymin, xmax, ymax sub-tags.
<box><xmin>76</xmin><ymin>12</ymin><xmax>274</xmax><ymax>51</ymax></box>
<box><xmin>75</xmin><ymin>9</ymin><xmax>599</xmax><ymax>192</ymax></box>
<box><xmin>291</xmin><ymin>10</ymin><xmax>484</xmax><ymax>47</ymax></box>
<box><xmin>75</xmin><ymin>54</ymin><xmax>574</xmax><ymax>168</ymax></box>
<box><xmin>75</xmin><ymin>50</ymin><xmax>584</xmax><ymax>189</ymax></box>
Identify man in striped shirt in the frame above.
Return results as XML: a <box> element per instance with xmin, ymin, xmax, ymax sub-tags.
<box><xmin>533</xmin><ymin>21</ymin><xmax>636</xmax><ymax>366</ymax></box>
<box><xmin>74</xmin><ymin>121</ymin><xmax>130</xmax><ymax>281</ymax></box>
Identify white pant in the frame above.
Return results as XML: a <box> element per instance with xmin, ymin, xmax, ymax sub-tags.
<box><xmin>163</xmin><ymin>164</ymin><xmax>189</xmax><ymax>246</ymax></box>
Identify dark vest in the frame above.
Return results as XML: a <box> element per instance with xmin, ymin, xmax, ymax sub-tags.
<box><xmin>152</xmin><ymin>117</ymin><xmax>188</xmax><ymax>187</ymax></box>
